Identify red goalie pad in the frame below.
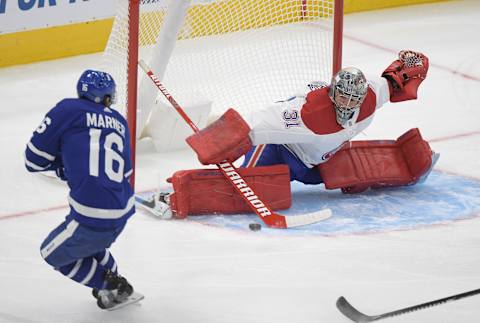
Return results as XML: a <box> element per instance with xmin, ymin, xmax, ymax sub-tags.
<box><xmin>318</xmin><ymin>128</ymin><xmax>433</xmax><ymax>194</ymax></box>
<box><xmin>167</xmin><ymin>164</ymin><xmax>291</xmax><ymax>218</ymax></box>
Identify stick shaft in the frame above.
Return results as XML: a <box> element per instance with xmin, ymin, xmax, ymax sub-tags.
<box><xmin>337</xmin><ymin>288</ymin><xmax>480</xmax><ymax>322</ymax></box>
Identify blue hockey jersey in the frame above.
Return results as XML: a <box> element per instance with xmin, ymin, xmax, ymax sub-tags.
<box><xmin>25</xmin><ymin>98</ymin><xmax>135</xmax><ymax>228</ymax></box>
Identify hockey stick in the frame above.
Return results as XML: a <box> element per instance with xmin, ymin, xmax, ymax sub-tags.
<box><xmin>336</xmin><ymin>288</ymin><xmax>480</xmax><ymax>322</ymax></box>
<box><xmin>138</xmin><ymin>60</ymin><xmax>332</xmax><ymax>228</ymax></box>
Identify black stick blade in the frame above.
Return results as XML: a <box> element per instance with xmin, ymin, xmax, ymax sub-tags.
<box><xmin>337</xmin><ymin>288</ymin><xmax>480</xmax><ymax>322</ymax></box>
<box><xmin>336</xmin><ymin>296</ymin><xmax>380</xmax><ymax>322</ymax></box>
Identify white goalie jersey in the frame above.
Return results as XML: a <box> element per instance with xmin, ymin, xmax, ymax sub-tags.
<box><xmin>247</xmin><ymin>76</ymin><xmax>391</xmax><ymax>167</ymax></box>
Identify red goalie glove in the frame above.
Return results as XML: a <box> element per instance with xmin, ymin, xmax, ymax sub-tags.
<box><xmin>382</xmin><ymin>50</ymin><xmax>429</xmax><ymax>102</ymax></box>
<box><xmin>186</xmin><ymin>108</ymin><xmax>252</xmax><ymax>165</ymax></box>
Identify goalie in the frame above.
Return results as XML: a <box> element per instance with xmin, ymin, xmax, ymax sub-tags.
<box><xmin>141</xmin><ymin>50</ymin><xmax>439</xmax><ymax>219</ymax></box>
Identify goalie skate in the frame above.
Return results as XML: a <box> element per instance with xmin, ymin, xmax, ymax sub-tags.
<box><xmin>135</xmin><ymin>193</ymin><xmax>173</xmax><ymax>219</ymax></box>
<box><xmin>417</xmin><ymin>152</ymin><xmax>440</xmax><ymax>184</ymax></box>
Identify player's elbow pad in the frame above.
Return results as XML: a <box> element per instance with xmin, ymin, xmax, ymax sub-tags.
<box><xmin>24</xmin><ymin>150</ymin><xmax>51</xmax><ymax>173</ymax></box>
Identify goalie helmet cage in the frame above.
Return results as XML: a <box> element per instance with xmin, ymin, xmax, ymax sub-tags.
<box><xmin>103</xmin><ymin>0</ymin><xmax>344</xmax><ymax>188</ymax></box>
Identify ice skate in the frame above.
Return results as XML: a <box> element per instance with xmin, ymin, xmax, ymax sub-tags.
<box><xmin>95</xmin><ymin>289</ymin><xmax>116</xmax><ymax>309</ymax></box>
<box><xmin>105</xmin><ymin>270</ymin><xmax>134</xmax><ymax>302</ymax></box>
<box><xmin>135</xmin><ymin>192</ymin><xmax>173</xmax><ymax>219</ymax></box>
<box><xmin>95</xmin><ymin>270</ymin><xmax>143</xmax><ymax>310</ymax></box>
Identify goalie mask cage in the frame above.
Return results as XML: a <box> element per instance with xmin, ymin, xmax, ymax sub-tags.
<box><xmin>102</xmin><ymin>0</ymin><xmax>343</xmax><ymax>186</ymax></box>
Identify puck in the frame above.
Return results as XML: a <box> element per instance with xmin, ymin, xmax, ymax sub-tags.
<box><xmin>249</xmin><ymin>223</ymin><xmax>262</xmax><ymax>231</ymax></box>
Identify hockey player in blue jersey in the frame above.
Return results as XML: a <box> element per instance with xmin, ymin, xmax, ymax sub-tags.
<box><xmin>24</xmin><ymin>70</ymin><xmax>137</xmax><ymax>309</ymax></box>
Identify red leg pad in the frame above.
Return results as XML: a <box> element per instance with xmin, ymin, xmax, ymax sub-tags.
<box><xmin>168</xmin><ymin>164</ymin><xmax>292</xmax><ymax>218</ymax></box>
<box><xmin>318</xmin><ymin>128</ymin><xmax>433</xmax><ymax>194</ymax></box>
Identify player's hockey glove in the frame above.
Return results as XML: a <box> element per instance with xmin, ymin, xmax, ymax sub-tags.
<box><xmin>186</xmin><ymin>108</ymin><xmax>252</xmax><ymax>165</ymax></box>
<box><xmin>50</xmin><ymin>156</ymin><xmax>67</xmax><ymax>181</ymax></box>
<box><xmin>382</xmin><ymin>50</ymin><xmax>429</xmax><ymax>102</ymax></box>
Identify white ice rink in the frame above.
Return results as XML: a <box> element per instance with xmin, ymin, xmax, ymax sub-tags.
<box><xmin>1</xmin><ymin>1</ymin><xmax>480</xmax><ymax>322</ymax></box>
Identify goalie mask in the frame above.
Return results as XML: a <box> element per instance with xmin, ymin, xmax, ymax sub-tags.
<box><xmin>328</xmin><ymin>67</ymin><xmax>368</xmax><ymax>126</ymax></box>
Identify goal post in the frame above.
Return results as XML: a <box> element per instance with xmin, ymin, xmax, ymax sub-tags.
<box><xmin>102</xmin><ymin>0</ymin><xmax>344</xmax><ymax>189</ymax></box>
<box><xmin>126</xmin><ymin>0</ymin><xmax>139</xmax><ymax>187</ymax></box>
<box><xmin>332</xmin><ymin>0</ymin><xmax>343</xmax><ymax>74</ymax></box>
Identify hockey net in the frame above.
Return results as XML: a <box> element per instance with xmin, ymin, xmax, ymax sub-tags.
<box><xmin>102</xmin><ymin>0</ymin><xmax>343</xmax><ymax>137</ymax></box>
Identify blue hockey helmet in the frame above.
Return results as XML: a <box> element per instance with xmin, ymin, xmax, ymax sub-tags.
<box><xmin>77</xmin><ymin>70</ymin><xmax>116</xmax><ymax>105</ymax></box>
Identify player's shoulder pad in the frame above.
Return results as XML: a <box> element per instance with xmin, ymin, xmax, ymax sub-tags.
<box><xmin>53</xmin><ymin>98</ymin><xmax>94</xmax><ymax>113</ymax></box>
<box><xmin>48</xmin><ymin>98</ymin><xmax>83</xmax><ymax>118</ymax></box>
<box><xmin>55</xmin><ymin>98</ymin><xmax>76</xmax><ymax>108</ymax></box>
<box><xmin>301</xmin><ymin>87</ymin><xmax>342</xmax><ymax>135</ymax></box>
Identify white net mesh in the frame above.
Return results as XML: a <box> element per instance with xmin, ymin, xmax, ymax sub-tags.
<box><xmin>103</xmin><ymin>0</ymin><xmax>337</xmax><ymax>120</ymax></box>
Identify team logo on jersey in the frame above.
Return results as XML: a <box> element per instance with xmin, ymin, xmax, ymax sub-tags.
<box><xmin>321</xmin><ymin>143</ymin><xmax>346</xmax><ymax>161</ymax></box>
<box><xmin>283</xmin><ymin>109</ymin><xmax>300</xmax><ymax>128</ymax></box>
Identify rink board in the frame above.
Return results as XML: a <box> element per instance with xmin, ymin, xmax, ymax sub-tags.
<box><xmin>137</xmin><ymin>170</ymin><xmax>480</xmax><ymax>235</ymax></box>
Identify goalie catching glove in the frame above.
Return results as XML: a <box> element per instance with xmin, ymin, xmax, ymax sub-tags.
<box><xmin>382</xmin><ymin>50</ymin><xmax>429</xmax><ymax>102</ymax></box>
<box><xmin>186</xmin><ymin>108</ymin><xmax>252</xmax><ymax>165</ymax></box>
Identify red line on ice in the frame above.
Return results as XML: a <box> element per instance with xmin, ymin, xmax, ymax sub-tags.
<box><xmin>0</xmin><ymin>205</ymin><xmax>68</xmax><ymax>220</ymax></box>
<box><xmin>2</xmin><ymin>131</ymin><xmax>479</xmax><ymax>220</ymax></box>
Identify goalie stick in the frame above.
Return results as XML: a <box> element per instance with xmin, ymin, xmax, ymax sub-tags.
<box><xmin>138</xmin><ymin>60</ymin><xmax>332</xmax><ymax>228</ymax></box>
<box><xmin>336</xmin><ymin>288</ymin><xmax>480</xmax><ymax>322</ymax></box>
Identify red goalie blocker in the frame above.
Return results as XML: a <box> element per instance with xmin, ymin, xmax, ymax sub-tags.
<box><xmin>318</xmin><ymin>128</ymin><xmax>433</xmax><ymax>194</ymax></box>
<box><xmin>167</xmin><ymin>164</ymin><xmax>292</xmax><ymax>218</ymax></box>
<box><xmin>186</xmin><ymin>108</ymin><xmax>252</xmax><ymax>165</ymax></box>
